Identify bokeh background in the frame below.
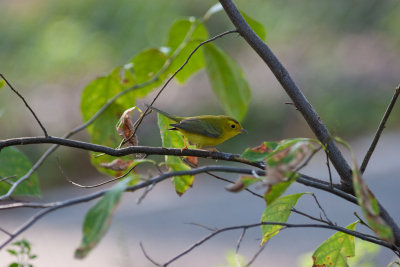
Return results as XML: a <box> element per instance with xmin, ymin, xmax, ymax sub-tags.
<box><xmin>1</xmin><ymin>0</ymin><xmax>400</xmax><ymax>266</ymax></box>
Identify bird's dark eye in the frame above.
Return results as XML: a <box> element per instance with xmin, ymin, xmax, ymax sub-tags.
<box><xmin>231</xmin><ymin>124</ymin><xmax>236</xmax><ymax>129</ymax></box>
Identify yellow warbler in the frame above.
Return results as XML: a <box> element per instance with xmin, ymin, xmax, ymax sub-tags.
<box><xmin>146</xmin><ymin>105</ymin><xmax>247</xmax><ymax>148</ymax></box>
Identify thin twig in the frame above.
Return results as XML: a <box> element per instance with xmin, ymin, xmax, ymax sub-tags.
<box><xmin>353</xmin><ymin>212</ymin><xmax>374</xmax><ymax>232</ymax></box>
<box><xmin>291</xmin><ymin>208</ymin><xmax>330</xmax><ymax>225</ymax></box>
<box><xmin>139</xmin><ymin>242</ymin><xmax>162</xmax><ymax>266</ymax></box>
<box><xmin>184</xmin><ymin>222</ymin><xmax>217</xmax><ymax>232</ymax></box>
<box><xmin>311</xmin><ymin>193</ymin><xmax>334</xmax><ymax>225</ymax></box>
<box><xmin>325</xmin><ymin>151</ymin><xmax>333</xmax><ymax>189</ymax></box>
<box><xmin>0</xmin><ymin>175</ymin><xmax>16</xmax><ymax>185</ymax></box>
<box><xmin>136</xmin><ymin>182</ymin><xmax>156</xmax><ymax>204</ymax></box>
<box><xmin>57</xmin><ymin>157</ymin><xmax>137</xmax><ymax>188</ymax></box>
<box><xmin>361</xmin><ymin>85</ymin><xmax>400</xmax><ymax>174</ymax></box>
<box><xmin>134</xmin><ymin>29</ymin><xmax>238</xmax><ymax>136</ymax></box>
<box><xmin>206</xmin><ymin>171</ymin><xmax>263</xmax><ymax>199</ymax></box>
<box><xmin>0</xmin><ymin>74</ymin><xmax>48</xmax><ymax>137</ymax></box>
<box><xmin>235</xmin><ymin>228</ymin><xmax>246</xmax><ymax>267</ymax></box>
<box><xmin>0</xmin><ymin>227</ymin><xmax>12</xmax><ymax>237</ymax></box>
<box><xmin>160</xmin><ymin>221</ymin><xmax>396</xmax><ymax>266</ymax></box>
<box><xmin>244</xmin><ymin>243</ymin><xmax>266</xmax><ymax>267</ymax></box>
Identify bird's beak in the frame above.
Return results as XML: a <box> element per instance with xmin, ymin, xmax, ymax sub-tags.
<box><xmin>240</xmin><ymin>128</ymin><xmax>248</xmax><ymax>134</ymax></box>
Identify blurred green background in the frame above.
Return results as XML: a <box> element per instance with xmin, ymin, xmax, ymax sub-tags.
<box><xmin>1</xmin><ymin>0</ymin><xmax>400</xmax><ymax>136</ymax></box>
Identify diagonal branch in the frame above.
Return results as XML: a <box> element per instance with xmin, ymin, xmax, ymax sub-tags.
<box><xmin>360</xmin><ymin>85</ymin><xmax>400</xmax><ymax>174</ymax></box>
<box><xmin>218</xmin><ymin>0</ymin><xmax>353</xmax><ymax>189</ymax></box>
<box><xmin>0</xmin><ymin>74</ymin><xmax>48</xmax><ymax>137</ymax></box>
<box><xmin>218</xmin><ymin>0</ymin><xmax>400</xmax><ymax>246</ymax></box>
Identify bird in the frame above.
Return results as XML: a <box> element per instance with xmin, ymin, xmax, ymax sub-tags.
<box><xmin>146</xmin><ymin>104</ymin><xmax>247</xmax><ymax>149</ymax></box>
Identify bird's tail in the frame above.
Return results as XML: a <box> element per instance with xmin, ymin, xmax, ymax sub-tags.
<box><xmin>145</xmin><ymin>104</ymin><xmax>182</xmax><ymax>122</ymax></box>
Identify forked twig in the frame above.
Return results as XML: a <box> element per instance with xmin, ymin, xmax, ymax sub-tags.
<box><xmin>311</xmin><ymin>193</ymin><xmax>334</xmax><ymax>225</ymax></box>
<box><xmin>57</xmin><ymin>157</ymin><xmax>137</xmax><ymax>188</ymax></box>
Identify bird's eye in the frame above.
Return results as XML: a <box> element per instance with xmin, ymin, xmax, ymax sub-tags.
<box><xmin>231</xmin><ymin>124</ymin><xmax>236</xmax><ymax>129</ymax></box>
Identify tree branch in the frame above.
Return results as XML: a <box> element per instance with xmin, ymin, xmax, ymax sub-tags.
<box><xmin>218</xmin><ymin>0</ymin><xmax>400</xmax><ymax>245</ymax></box>
<box><xmin>360</xmin><ymin>85</ymin><xmax>400</xmax><ymax>174</ymax></box>
<box><xmin>0</xmin><ymin>165</ymin><xmax>264</xmax><ymax>248</ymax></box>
<box><xmin>218</xmin><ymin>0</ymin><xmax>353</xmax><ymax>189</ymax></box>
<box><xmin>158</xmin><ymin>221</ymin><xmax>396</xmax><ymax>266</ymax></box>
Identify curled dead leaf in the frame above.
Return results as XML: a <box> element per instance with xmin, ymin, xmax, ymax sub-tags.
<box><xmin>226</xmin><ymin>176</ymin><xmax>261</xmax><ymax>192</ymax></box>
<box><xmin>99</xmin><ymin>159</ymin><xmax>133</xmax><ymax>171</ymax></box>
<box><xmin>116</xmin><ymin>107</ymin><xmax>140</xmax><ymax>146</ymax></box>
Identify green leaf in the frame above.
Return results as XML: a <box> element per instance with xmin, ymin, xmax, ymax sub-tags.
<box><xmin>240</xmin><ymin>11</ymin><xmax>267</xmax><ymax>42</ymax></box>
<box><xmin>75</xmin><ymin>177</ymin><xmax>130</xmax><ymax>259</ymax></box>
<box><xmin>7</xmin><ymin>249</ymin><xmax>17</xmax><ymax>256</ymax></box>
<box><xmin>81</xmin><ymin>74</ymin><xmax>125</xmax><ymax>147</ymax></box>
<box><xmin>312</xmin><ymin>221</ymin><xmax>358</xmax><ymax>267</ymax></box>
<box><xmin>264</xmin><ymin>176</ymin><xmax>297</xmax><ymax>205</ymax></box>
<box><xmin>0</xmin><ymin>79</ymin><xmax>5</xmax><ymax>90</ymax></box>
<box><xmin>0</xmin><ymin>147</ymin><xmax>41</xmax><ymax>197</ymax></box>
<box><xmin>203</xmin><ymin>43</ymin><xmax>251</xmax><ymax>122</ymax></box>
<box><xmin>353</xmin><ymin>167</ymin><xmax>394</xmax><ymax>242</ymax></box>
<box><xmin>9</xmin><ymin>263</ymin><xmax>19</xmax><ymax>267</ymax></box>
<box><xmin>241</xmin><ymin>142</ymin><xmax>278</xmax><ymax>162</ymax></box>
<box><xmin>261</xmin><ymin>193</ymin><xmax>305</xmax><ymax>244</ymax></box>
<box><xmin>80</xmin><ymin>48</ymin><xmax>169</xmax><ymax>176</ymax></box>
<box><xmin>128</xmin><ymin>48</ymin><xmax>169</xmax><ymax>88</ymax></box>
<box><xmin>347</xmin><ymin>239</ymin><xmax>380</xmax><ymax>267</ymax></box>
<box><xmin>166</xmin><ymin>18</ymin><xmax>208</xmax><ymax>83</ymax></box>
<box><xmin>80</xmin><ymin>74</ymin><xmax>129</xmax><ymax>176</ymax></box>
<box><xmin>157</xmin><ymin>113</ymin><xmax>194</xmax><ymax>195</ymax></box>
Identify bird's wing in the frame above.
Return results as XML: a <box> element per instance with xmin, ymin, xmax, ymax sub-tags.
<box><xmin>170</xmin><ymin>118</ymin><xmax>222</xmax><ymax>138</ymax></box>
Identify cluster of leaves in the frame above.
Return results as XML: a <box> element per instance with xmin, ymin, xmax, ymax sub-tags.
<box><xmin>73</xmin><ymin>4</ymin><xmax>264</xmax><ymax>258</ymax></box>
<box><xmin>7</xmin><ymin>239</ymin><xmax>37</xmax><ymax>267</ymax></box>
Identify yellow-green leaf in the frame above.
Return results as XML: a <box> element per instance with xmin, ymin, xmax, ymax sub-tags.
<box><xmin>75</xmin><ymin>177</ymin><xmax>130</xmax><ymax>259</ymax></box>
<box><xmin>0</xmin><ymin>79</ymin><xmax>5</xmax><ymax>90</ymax></box>
<box><xmin>261</xmin><ymin>193</ymin><xmax>305</xmax><ymax>244</ymax></box>
<box><xmin>312</xmin><ymin>221</ymin><xmax>358</xmax><ymax>267</ymax></box>
<box><xmin>264</xmin><ymin>175</ymin><xmax>297</xmax><ymax>205</ymax></box>
<box><xmin>0</xmin><ymin>147</ymin><xmax>41</xmax><ymax>197</ymax></box>
<box><xmin>203</xmin><ymin>43</ymin><xmax>251</xmax><ymax>122</ymax></box>
<box><xmin>157</xmin><ymin>113</ymin><xmax>194</xmax><ymax>195</ymax></box>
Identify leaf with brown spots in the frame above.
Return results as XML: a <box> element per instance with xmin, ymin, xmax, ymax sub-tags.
<box><xmin>312</xmin><ymin>221</ymin><xmax>358</xmax><ymax>267</ymax></box>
